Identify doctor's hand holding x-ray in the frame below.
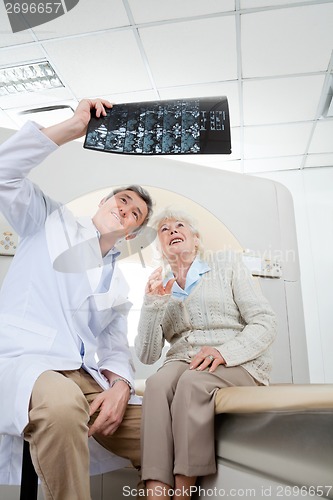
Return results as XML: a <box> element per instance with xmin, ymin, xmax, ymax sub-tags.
<box><xmin>0</xmin><ymin>98</ymin><xmax>153</xmax><ymax>499</ymax></box>
<box><xmin>43</xmin><ymin>97</ymin><xmax>110</xmax><ymax>145</ymax></box>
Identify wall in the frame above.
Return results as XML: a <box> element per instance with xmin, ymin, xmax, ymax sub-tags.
<box><xmin>257</xmin><ymin>167</ymin><xmax>333</xmax><ymax>383</ymax></box>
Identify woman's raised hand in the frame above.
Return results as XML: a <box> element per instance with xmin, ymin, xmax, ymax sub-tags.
<box><xmin>145</xmin><ymin>266</ymin><xmax>176</xmax><ymax>296</ymax></box>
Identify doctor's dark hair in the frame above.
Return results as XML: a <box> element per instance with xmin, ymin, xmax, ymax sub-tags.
<box><xmin>105</xmin><ymin>185</ymin><xmax>153</xmax><ymax>233</ymax></box>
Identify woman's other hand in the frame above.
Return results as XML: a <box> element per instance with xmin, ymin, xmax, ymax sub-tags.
<box><xmin>190</xmin><ymin>347</ymin><xmax>226</xmax><ymax>373</ymax></box>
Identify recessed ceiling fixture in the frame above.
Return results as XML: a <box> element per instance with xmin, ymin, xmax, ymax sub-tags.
<box><xmin>0</xmin><ymin>61</ymin><xmax>64</xmax><ymax>96</ymax></box>
<box><xmin>320</xmin><ymin>73</ymin><xmax>333</xmax><ymax>119</ymax></box>
<box><xmin>18</xmin><ymin>105</ymin><xmax>74</xmax><ymax>128</ymax></box>
<box><xmin>326</xmin><ymin>79</ymin><xmax>333</xmax><ymax>118</ymax></box>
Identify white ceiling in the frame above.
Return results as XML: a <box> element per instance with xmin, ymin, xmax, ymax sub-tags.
<box><xmin>0</xmin><ymin>0</ymin><xmax>332</xmax><ymax>174</ymax></box>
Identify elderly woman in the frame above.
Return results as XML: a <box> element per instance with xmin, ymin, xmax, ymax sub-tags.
<box><xmin>134</xmin><ymin>208</ymin><xmax>277</xmax><ymax>499</ymax></box>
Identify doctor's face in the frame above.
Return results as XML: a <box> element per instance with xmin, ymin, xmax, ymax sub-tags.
<box><xmin>93</xmin><ymin>190</ymin><xmax>148</xmax><ymax>239</ymax></box>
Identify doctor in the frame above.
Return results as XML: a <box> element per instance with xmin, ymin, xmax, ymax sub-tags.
<box><xmin>0</xmin><ymin>99</ymin><xmax>153</xmax><ymax>499</ymax></box>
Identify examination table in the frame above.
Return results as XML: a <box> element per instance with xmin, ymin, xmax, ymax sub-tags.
<box><xmin>19</xmin><ymin>383</ymin><xmax>333</xmax><ymax>499</ymax></box>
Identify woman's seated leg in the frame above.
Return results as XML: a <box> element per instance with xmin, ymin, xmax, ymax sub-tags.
<box><xmin>171</xmin><ymin>365</ymin><xmax>256</xmax><ymax>479</ymax></box>
<box><xmin>141</xmin><ymin>361</ymin><xmax>188</xmax><ymax>488</ymax></box>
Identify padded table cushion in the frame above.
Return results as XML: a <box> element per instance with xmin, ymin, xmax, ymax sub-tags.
<box><xmin>135</xmin><ymin>381</ymin><xmax>333</xmax><ymax>413</ymax></box>
<box><xmin>214</xmin><ymin>383</ymin><xmax>333</xmax><ymax>413</ymax></box>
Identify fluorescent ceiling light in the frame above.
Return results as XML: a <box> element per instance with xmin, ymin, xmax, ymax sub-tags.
<box><xmin>0</xmin><ymin>62</ymin><xmax>64</xmax><ymax>96</ymax></box>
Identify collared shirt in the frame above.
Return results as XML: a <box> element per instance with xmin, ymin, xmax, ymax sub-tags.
<box><xmin>81</xmin><ymin>236</ymin><xmax>120</xmax><ymax>357</ymax></box>
<box><xmin>164</xmin><ymin>257</ymin><xmax>211</xmax><ymax>301</ymax></box>
<box><xmin>94</xmin><ymin>227</ymin><xmax>121</xmax><ymax>293</ymax></box>
<box><xmin>96</xmin><ymin>245</ymin><xmax>120</xmax><ymax>293</ymax></box>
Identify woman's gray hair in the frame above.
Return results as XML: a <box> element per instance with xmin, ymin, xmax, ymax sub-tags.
<box><xmin>151</xmin><ymin>206</ymin><xmax>204</xmax><ymax>260</ymax></box>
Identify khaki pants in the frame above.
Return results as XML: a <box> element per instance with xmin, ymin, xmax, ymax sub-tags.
<box><xmin>24</xmin><ymin>368</ymin><xmax>141</xmax><ymax>500</ymax></box>
<box><xmin>141</xmin><ymin>361</ymin><xmax>257</xmax><ymax>487</ymax></box>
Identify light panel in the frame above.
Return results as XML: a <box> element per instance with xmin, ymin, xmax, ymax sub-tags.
<box><xmin>0</xmin><ymin>62</ymin><xmax>63</xmax><ymax>96</ymax></box>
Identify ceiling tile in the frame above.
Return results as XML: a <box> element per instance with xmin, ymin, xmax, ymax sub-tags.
<box><xmin>305</xmin><ymin>153</ymin><xmax>333</xmax><ymax>168</ymax></box>
<box><xmin>244</xmin><ymin>155</ymin><xmax>303</xmax><ymax>173</ymax></box>
<box><xmin>0</xmin><ymin>45</ymin><xmax>45</xmax><ymax>67</ymax></box>
<box><xmin>158</xmin><ymin>81</ymin><xmax>240</xmax><ymax>127</ymax></box>
<box><xmin>308</xmin><ymin>120</ymin><xmax>333</xmax><ymax>154</ymax></box>
<box><xmin>42</xmin><ymin>31</ymin><xmax>152</xmax><ymax>96</ymax></box>
<box><xmin>0</xmin><ymin>87</ymin><xmax>74</xmax><ymax>111</ymax></box>
<box><xmin>0</xmin><ymin>1</ymin><xmax>36</xmax><ymax>47</ymax></box>
<box><xmin>243</xmin><ymin>75</ymin><xmax>325</xmax><ymax>125</ymax></box>
<box><xmin>0</xmin><ymin>109</ymin><xmax>19</xmax><ymax>130</ymax></box>
<box><xmin>100</xmin><ymin>90</ymin><xmax>159</xmax><ymax>104</ymax></box>
<box><xmin>240</xmin><ymin>0</ymin><xmax>315</xmax><ymax>8</ymax></box>
<box><xmin>243</xmin><ymin>122</ymin><xmax>313</xmax><ymax>158</ymax></box>
<box><xmin>139</xmin><ymin>17</ymin><xmax>237</xmax><ymax>87</ymax></box>
<box><xmin>32</xmin><ymin>0</ymin><xmax>130</xmax><ymax>39</ymax></box>
<box><xmin>242</xmin><ymin>3</ymin><xmax>333</xmax><ymax>77</ymax></box>
<box><xmin>128</xmin><ymin>0</ymin><xmax>235</xmax><ymax>23</ymax></box>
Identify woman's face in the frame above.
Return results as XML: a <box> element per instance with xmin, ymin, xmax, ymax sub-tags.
<box><xmin>157</xmin><ymin>218</ymin><xmax>199</xmax><ymax>263</ymax></box>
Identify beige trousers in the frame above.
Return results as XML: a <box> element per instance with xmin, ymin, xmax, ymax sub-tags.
<box><xmin>23</xmin><ymin>368</ymin><xmax>141</xmax><ymax>500</ymax></box>
<box><xmin>141</xmin><ymin>361</ymin><xmax>257</xmax><ymax>488</ymax></box>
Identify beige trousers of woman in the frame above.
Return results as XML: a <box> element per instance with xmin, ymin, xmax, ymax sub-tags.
<box><xmin>141</xmin><ymin>361</ymin><xmax>257</xmax><ymax>488</ymax></box>
<box><xmin>23</xmin><ymin>368</ymin><xmax>141</xmax><ymax>500</ymax></box>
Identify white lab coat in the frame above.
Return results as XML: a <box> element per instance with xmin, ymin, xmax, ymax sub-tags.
<box><xmin>0</xmin><ymin>122</ymin><xmax>140</xmax><ymax>484</ymax></box>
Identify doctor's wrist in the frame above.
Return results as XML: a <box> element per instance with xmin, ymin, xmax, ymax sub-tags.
<box><xmin>110</xmin><ymin>377</ymin><xmax>133</xmax><ymax>394</ymax></box>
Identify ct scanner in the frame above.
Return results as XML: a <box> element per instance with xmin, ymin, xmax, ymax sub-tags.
<box><xmin>26</xmin><ymin>132</ymin><xmax>309</xmax><ymax>384</ymax></box>
<box><xmin>0</xmin><ymin>128</ymin><xmax>332</xmax><ymax>499</ymax></box>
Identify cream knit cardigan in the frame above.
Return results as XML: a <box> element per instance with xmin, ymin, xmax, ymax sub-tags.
<box><xmin>135</xmin><ymin>251</ymin><xmax>277</xmax><ymax>385</ymax></box>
